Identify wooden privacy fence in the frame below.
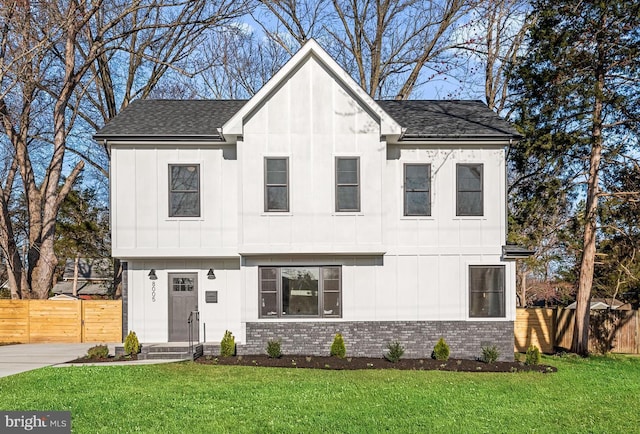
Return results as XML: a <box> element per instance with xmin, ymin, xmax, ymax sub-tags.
<box><xmin>515</xmin><ymin>307</ymin><xmax>640</xmax><ymax>354</ymax></box>
<box><xmin>0</xmin><ymin>300</ymin><xmax>122</xmax><ymax>344</ymax></box>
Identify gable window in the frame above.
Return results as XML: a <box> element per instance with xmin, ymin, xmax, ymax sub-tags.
<box><xmin>265</xmin><ymin>158</ymin><xmax>289</xmax><ymax>212</ymax></box>
<box><xmin>404</xmin><ymin>164</ymin><xmax>431</xmax><ymax>216</ymax></box>
<box><xmin>469</xmin><ymin>265</ymin><xmax>505</xmax><ymax>318</ymax></box>
<box><xmin>335</xmin><ymin>157</ymin><xmax>360</xmax><ymax>212</ymax></box>
<box><xmin>259</xmin><ymin>266</ymin><xmax>341</xmax><ymax>318</ymax></box>
<box><xmin>456</xmin><ymin>164</ymin><xmax>483</xmax><ymax>216</ymax></box>
<box><xmin>169</xmin><ymin>164</ymin><xmax>200</xmax><ymax>217</ymax></box>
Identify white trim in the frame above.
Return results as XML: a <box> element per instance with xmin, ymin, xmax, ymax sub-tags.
<box><xmin>222</xmin><ymin>39</ymin><xmax>401</xmax><ymax>137</ymax></box>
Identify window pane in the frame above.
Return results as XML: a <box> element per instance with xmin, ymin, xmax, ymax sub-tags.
<box><xmin>323</xmin><ymin>292</ymin><xmax>340</xmax><ymax>317</ymax></box>
<box><xmin>282</xmin><ymin>268</ymin><xmax>319</xmax><ymax>316</ymax></box>
<box><xmin>457</xmin><ymin>165</ymin><xmax>482</xmax><ymax>191</ymax></box>
<box><xmin>261</xmin><ymin>268</ymin><xmax>277</xmax><ymax>280</ymax></box>
<box><xmin>170</xmin><ymin>192</ymin><xmax>200</xmax><ymax>217</ymax></box>
<box><xmin>266</xmin><ymin>159</ymin><xmax>287</xmax><ymax>184</ymax></box>
<box><xmin>337</xmin><ymin>158</ymin><xmax>358</xmax><ymax>182</ymax></box>
<box><xmin>469</xmin><ymin>266</ymin><xmax>505</xmax><ymax>317</ymax></box>
<box><xmin>337</xmin><ymin>186</ymin><xmax>358</xmax><ymax>211</ymax></box>
<box><xmin>406</xmin><ymin>191</ymin><xmax>430</xmax><ymax>216</ymax></box>
<box><xmin>173</xmin><ymin>277</ymin><xmax>195</xmax><ymax>292</ymax></box>
<box><xmin>171</xmin><ymin>165</ymin><xmax>199</xmax><ymax>191</ymax></box>
<box><xmin>405</xmin><ymin>165</ymin><xmax>429</xmax><ymax>190</ymax></box>
<box><xmin>261</xmin><ymin>293</ymin><xmax>278</xmax><ymax>316</ymax></box>
<box><xmin>323</xmin><ymin>268</ymin><xmax>340</xmax><ymax>280</ymax></box>
<box><xmin>457</xmin><ymin>191</ymin><xmax>482</xmax><ymax>216</ymax></box>
<box><xmin>267</xmin><ymin>186</ymin><xmax>288</xmax><ymax>211</ymax></box>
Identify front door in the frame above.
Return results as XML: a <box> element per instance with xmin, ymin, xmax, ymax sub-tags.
<box><xmin>168</xmin><ymin>273</ymin><xmax>198</xmax><ymax>341</ymax></box>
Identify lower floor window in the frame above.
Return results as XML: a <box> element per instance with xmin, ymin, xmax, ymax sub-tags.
<box><xmin>469</xmin><ymin>265</ymin><xmax>505</xmax><ymax>317</ymax></box>
<box><xmin>259</xmin><ymin>266</ymin><xmax>341</xmax><ymax>318</ymax></box>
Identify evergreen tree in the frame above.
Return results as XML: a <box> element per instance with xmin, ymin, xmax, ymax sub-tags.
<box><xmin>510</xmin><ymin>0</ymin><xmax>640</xmax><ymax>355</ymax></box>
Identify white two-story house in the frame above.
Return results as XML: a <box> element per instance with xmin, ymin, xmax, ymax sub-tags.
<box><xmin>96</xmin><ymin>40</ymin><xmax>523</xmax><ymax>360</ymax></box>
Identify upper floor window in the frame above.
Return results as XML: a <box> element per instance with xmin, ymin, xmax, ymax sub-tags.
<box><xmin>469</xmin><ymin>265</ymin><xmax>505</xmax><ymax>318</ymax></box>
<box><xmin>259</xmin><ymin>266</ymin><xmax>341</xmax><ymax>318</ymax></box>
<box><xmin>265</xmin><ymin>158</ymin><xmax>289</xmax><ymax>212</ymax></box>
<box><xmin>335</xmin><ymin>157</ymin><xmax>360</xmax><ymax>212</ymax></box>
<box><xmin>456</xmin><ymin>163</ymin><xmax>483</xmax><ymax>216</ymax></box>
<box><xmin>404</xmin><ymin>164</ymin><xmax>431</xmax><ymax>216</ymax></box>
<box><xmin>169</xmin><ymin>164</ymin><xmax>200</xmax><ymax>217</ymax></box>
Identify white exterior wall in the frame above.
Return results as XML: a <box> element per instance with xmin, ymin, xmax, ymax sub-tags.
<box><xmin>110</xmin><ymin>51</ymin><xmax>515</xmax><ymax>344</ymax></box>
<box><xmin>238</xmin><ymin>56</ymin><xmax>384</xmax><ymax>254</ymax></box>
<box><xmin>111</xmin><ymin>144</ymin><xmax>238</xmax><ymax>258</ymax></box>
<box><xmin>126</xmin><ymin>259</ymin><xmax>241</xmax><ymax>343</ymax></box>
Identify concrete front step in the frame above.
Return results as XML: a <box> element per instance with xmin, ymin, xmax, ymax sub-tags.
<box><xmin>115</xmin><ymin>343</ymin><xmax>203</xmax><ymax>361</ymax></box>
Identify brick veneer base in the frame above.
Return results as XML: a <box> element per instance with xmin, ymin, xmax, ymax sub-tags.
<box><xmin>234</xmin><ymin>321</ymin><xmax>514</xmax><ymax>361</ymax></box>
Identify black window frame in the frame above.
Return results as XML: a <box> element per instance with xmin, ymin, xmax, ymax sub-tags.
<box><xmin>335</xmin><ymin>157</ymin><xmax>360</xmax><ymax>212</ymax></box>
<box><xmin>469</xmin><ymin>265</ymin><xmax>505</xmax><ymax>318</ymax></box>
<box><xmin>404</xmin><ymin>163</ymin><xmax>431</xmax><ymax>216</ymax></box>
<box><xmin>168</xmin><ymin>164</ymin><xmax>201</xmax><ymax>218</ymax></box>
<box><xmin>258</xmin><ymin>266</ymin><xmax>342</xmax><ymax>318</ymax></box>
<box><xmin>264</xmin><ymin>157</ymin><xmax>289</xmax><ymax>212</ymax></box>
<box><xmin>456</xmin><ymin>163</ymin><xmax>483</xmax><ymax>216</ymax></box>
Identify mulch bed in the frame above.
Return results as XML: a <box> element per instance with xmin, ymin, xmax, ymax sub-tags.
<box><xmin>67</xmin><ymin>354</ymin><xmax>138</xmax><ymax>363</ymax></box>
<box><xmin>196</xmin><ymin>355</ymin><xmax>556</xmax><ymax>373</ymax></box>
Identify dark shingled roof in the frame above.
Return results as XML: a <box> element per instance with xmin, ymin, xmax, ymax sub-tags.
<box><xmin>95</xmin><ymin>99</ymin><xmax>519</xmax><ymax>141</ymax></box>
<box><xmin>377</xmin><ymin>100</ymin><xmax>520</xmax><ymax>139</ymax></box>
<box><xmin>94</xmin><ymin>100</ymin><xmax>247</xmax><ymax>140</ymax></box>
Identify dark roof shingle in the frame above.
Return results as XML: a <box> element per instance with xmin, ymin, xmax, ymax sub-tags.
<box><xmin>95</xmin><ymin>99</ymin><xmax>519</xmax><ymax>141</ymax></box>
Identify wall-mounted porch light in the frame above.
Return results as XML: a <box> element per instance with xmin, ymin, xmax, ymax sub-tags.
<box><xmin>148</xmin><ymin>269</ymin><xmax>158</xmax><ymax>280</ymax></box>
<box><xmin>207</xmin><ymin>268</ymin><xmax>216</xmax><ymax>280</ymax></box>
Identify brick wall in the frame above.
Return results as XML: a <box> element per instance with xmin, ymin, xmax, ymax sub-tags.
<box><xmin>234</xmin><ymin>321</ymin><xmax>514</xmax><ymax>361</ymax></box>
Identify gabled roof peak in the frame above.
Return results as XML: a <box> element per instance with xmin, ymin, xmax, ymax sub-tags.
<box><xmin>222</xmin><ymin>38</ymin><xmax>402</xmax><ymax>137</ymax></box>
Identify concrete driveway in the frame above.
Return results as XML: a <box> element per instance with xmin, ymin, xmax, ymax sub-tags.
<box><xmin>0</xmin><ymin>343</ymin><xmax>113</xmax><ymax>378</ymax></box>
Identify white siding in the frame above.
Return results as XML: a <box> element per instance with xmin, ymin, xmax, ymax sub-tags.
<box><xmin>111</xmin><ymin>145</ymin><xmax>238</xmax><ymax>257</ymax></box>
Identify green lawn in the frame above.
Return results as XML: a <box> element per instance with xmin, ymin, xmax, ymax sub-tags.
<box><xmin>0</xmin><ymin>355</ymin><xmax>639</xmax><ymax>433</ymax></box>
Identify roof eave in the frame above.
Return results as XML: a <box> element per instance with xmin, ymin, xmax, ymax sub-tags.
<box><xmin>93</xmin><ymin>134</ymin><xmax>227</xmax><ymax>142</ymax></box>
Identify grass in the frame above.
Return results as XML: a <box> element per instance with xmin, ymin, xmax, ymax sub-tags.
<box><xmin>0</xmin><ymin>355</ymin><xmax>639</xmax><ymax>433</ymax></box>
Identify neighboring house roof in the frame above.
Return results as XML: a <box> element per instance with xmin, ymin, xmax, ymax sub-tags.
<box><xmin>52</xmin><ymin>258</ymin><xmax>112</xmax><ymax>296</ymax></box>
<box><xmin>61</xmin><ymin>258</ymin><xmax>112</xmax><ymax>281</ymax></box>
<box><xmin>566</xmin><ymin>298</ymin><xmax>632</xmax><ymax>310</ymax></box>
<box><xmin>52</xmin><ymin>281</ymin><xmax>110</xmax><ymax>296</ymax></box>
<box><xmin>94</xmin><ymin>39</ymin><xmax>519</xmax><ymax>143</ymax></box>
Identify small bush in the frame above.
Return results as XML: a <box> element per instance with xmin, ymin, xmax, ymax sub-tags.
<box><xmin>330</xmin><ymin>333</ymin><xmax>346</xmax><ymax>358</ymax></box>
<box><xmin>384</xmin><ymin>341</ymin><xmax>405</xmax><ymax>363</ymax></box>
<box><xmin>87</xmin><ymin>344</ymin><xmax>109</xmax><ymax>359</ymax></box>
<box><xmin>480</xmin><ymin>345</ymin><xmax>500</xmax><ymax>363</ymax></box>
<box><xmin>266</xmin><ymin>339</ymin><xmax>282</xmax><ymax>358</ymax></box>
<box><xmin>124</xmin><ymin>331</ymin><xmax>140</xmax><ymax>356</ymax></box>
<box><xmin>220</xmin><ymin>330</ymin><xmax>236</xmax><ymax>357</ymax></box>
<box><xmin>432</xmin><ymin>337</ymin><xmax>450</xmax><ymax>361</ymax></box>
<box><xmin>525</xmin><ymin>345</ymin><xmax>541</xmax><ymax>366</ymax></box>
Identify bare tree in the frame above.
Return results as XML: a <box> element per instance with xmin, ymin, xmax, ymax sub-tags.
<box><xmin>253</xmin><ymin>0</ymin><xmax>474</xmax><ymax>99</ymax></box>
<box><xmin>0</xmin><ymin>0</ymin><xmax>248</xmax><ymax>299</ymax></box>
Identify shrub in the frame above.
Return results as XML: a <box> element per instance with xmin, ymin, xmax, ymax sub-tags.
<box><xmin>220</xmin><ymin>330</ymin><xmax>236</xmax><ymax>357</ymax></box>
<box><xmin>384</xmin><ymin>341</ymin><xmax>405</xmax><ymax>363</ymax></box>
<box><xmin>480</xmin><ymin>345</ymin><xmax>500</xmax><ymax>363</ymax></box>
<box><xmin>525</xmin><ymin>345</ymin><xmax>541</xmax><ymax>366</ymax></box>
<box><xmin>266</xmin><ymin>339</ymin><xmax>282</xmax><ymax>358</ymax></box>
<box><xmin>432</xmin><ymin>337</ymin><xmax>450</xmax><ymax>361</ymax></box>
<box><xmin>124</xmin><ymin>331</ymin><xmax>140</xmax><ymax>356</ymax></box>
<box><xmin>87</xmin><ymin>344</ymin><xmax>109</xmax><ymax>359</ymax></box>
<box><xmin>330</xmin><ymin>333</ymin><xmax>346</xmax><ymax>358</ymax></box>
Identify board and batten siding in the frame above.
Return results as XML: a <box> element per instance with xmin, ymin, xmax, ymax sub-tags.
<box><xmin>238</xmin><ymin>55</ymin><xmax>384</xmax><ymax>255</ymax></box>
<box><xmin>110</xmin><ymin>144</ymin><xmax>238</xmax><ymax>258</ymax></box>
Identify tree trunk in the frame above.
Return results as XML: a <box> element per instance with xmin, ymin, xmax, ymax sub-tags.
<box><xmin>572</xmin><ymin>52</ymin><xmax>605</xmax><ymax>356</ymax></box>
<box><xmin>72</xmin><ymin>255</ymin><xmax>80</xmax><ymax>297</ymax></box>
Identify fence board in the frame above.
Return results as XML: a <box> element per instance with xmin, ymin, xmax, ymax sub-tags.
<box><xmin>0</xmin><ymin>301</ymin><xmax>29</xmax><ymax>343</ymax></box>
<box><xmin>515</xmin><ymin>308</ymin><xmax>556</xmax><ymax>353</ymax></box>
<box><xmin>82</xmin><ymin>301</ymin><xmax>122</xmax><ymax>342</ymax></box>
<box><xmin>0</xmin><ymin>300</ymin><xmax>121</xmax><ymax>343</ymax></box>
